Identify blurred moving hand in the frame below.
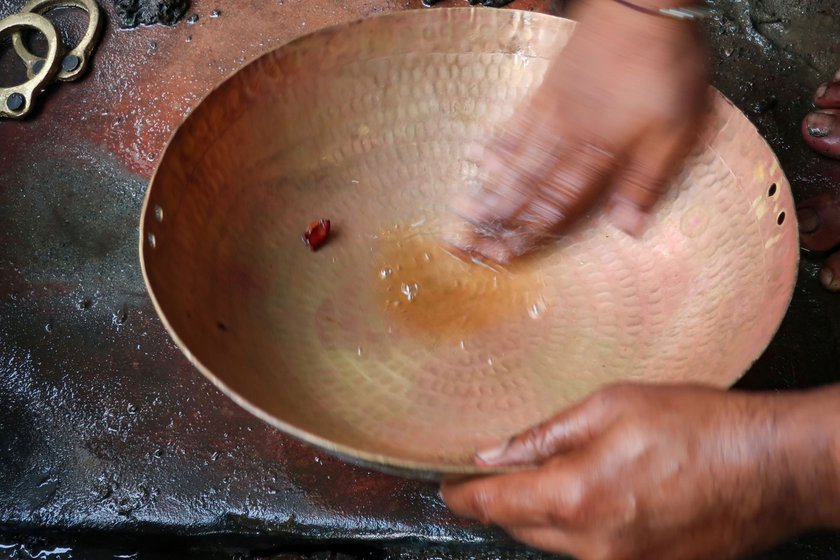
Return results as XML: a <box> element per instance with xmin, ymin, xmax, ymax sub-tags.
<box><xmin>450</xmin><ymin>0</ymin><xmax>710</xmax><ymax>263</ymax></box>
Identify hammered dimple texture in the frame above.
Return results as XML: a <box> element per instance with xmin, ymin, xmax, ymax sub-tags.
<box><xmin>141</xmin><ymin>9</ymin><xmax>799</xmax><ymax>474</ymax></box>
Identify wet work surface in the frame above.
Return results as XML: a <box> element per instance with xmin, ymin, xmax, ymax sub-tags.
<box><xmin>1</xmin><ymin>0</ymin><xmax>840</xmax><ymax>558</ymax></box>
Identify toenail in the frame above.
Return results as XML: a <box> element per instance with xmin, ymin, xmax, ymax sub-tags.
<box><xmin>820</xmin><ymin>267</ymin><xmax>840</xmax><ymax>292</ymax></box>
<box><xmin>816</xmin><ymin>83</ymin><xmax>829</xmax><ymax>99</ymax></box>
<box><xmin>806</xmin><ymin>112</ymin><xmax>835</xmax><ymax>138</ymax></box>
<box><xmin>797</xmin><ymin>207</ymin><xmax>820</xmax><ymax>234</ymax></box>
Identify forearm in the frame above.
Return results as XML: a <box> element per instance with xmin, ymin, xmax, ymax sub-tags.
<box><xmin>573</xmin><ymin>0</ymin><xmax>707</xmax><ymax>11</ymax></box>
<box><xmin>775</xmin><ymin>384</ymin><xmax>840</xmax><ymax>530</ymax></box>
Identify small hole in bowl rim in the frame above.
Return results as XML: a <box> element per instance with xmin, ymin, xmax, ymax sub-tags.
<box><xmin>768</xmin><ymin>183</ymin><xmax>777</xmax><ymax>197</ymax></box>
<box><xmin>777</xmin><ymin>211</ymin><xmax>786</xmax><ymax>225</ymax></box>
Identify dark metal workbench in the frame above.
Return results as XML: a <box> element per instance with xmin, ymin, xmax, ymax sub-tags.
<box><xmin>1</xmin><ymin>0</ymin><xmax>840</xmax><ymax>558</ymax></box>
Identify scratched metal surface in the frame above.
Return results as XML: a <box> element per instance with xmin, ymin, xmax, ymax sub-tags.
<box><xmin>1</xmin><ymin>0</ymin><xmax>839</xmax><ymax>558</ymax></box>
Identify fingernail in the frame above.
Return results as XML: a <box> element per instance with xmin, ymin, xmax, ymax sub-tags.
<box><xmin>806</xmin><ymin>112</ymin><xmax>835</xmax><ymax>138</ymax></box>
<box><xmin>797</xmin><ymin>207</ymin><xmax>819</xmax><ymax>234</ymax></box>
<box><xmin>475</xmin><ymin>441</ymin><xmax>510</xmax><ymax>464</ymax></box>
<box><xmin>816</xmin><ymin>83</ymin><xmax>829</xmax><ymax>99</ymax></box>
<box><xmin>820</xmin><ymin>267</ymin><xmax>840</xmax><ymax>292</ymax></box>
<box><xmin>609</xmin><ymin>198</ymin><xmax>648</xmax><ymax>237</ymax></box>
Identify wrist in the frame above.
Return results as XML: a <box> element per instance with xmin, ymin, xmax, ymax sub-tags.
<box><xmin>572</xmin><ymin>0</ymin><xmax>704</xmax><ymax>33</ymax></box>
<box><xmin>611</xmin><ymin>0</ymin><xmax>708</xmax><ymax>12</ymax></box>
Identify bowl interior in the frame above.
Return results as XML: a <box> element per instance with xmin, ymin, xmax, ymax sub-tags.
<box><xmin>141</xmin><ymin>8</ymin><xmax>798</xmax><ymax>474</ymax></box>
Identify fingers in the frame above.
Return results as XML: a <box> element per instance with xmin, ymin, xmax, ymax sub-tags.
<box><xmin>441</xmin><ymin>461</ymin><xmax>584</xmax><ymax>527</ymax></box>
<box><xmin>607</xmin><ymin>124</ymin><xmax>695</xmax><ymax>236</ymax></box>
<box><xmin>450</xmin><ymin>138</ymin><xmax>620</xmax><ymax>263</ymax></box>
<box><xmin>454</xmin><ymin>106</ymin><xmax>562</xmax><ymax>231</ymax></box>
<box><xmin>451</xmin><ymin>141</ymin><xmax>536</xmax><ymax>231</ymax></box>
<box><xmin>476</xmin><ymin>390</ymin><xmax>612</xmax><ymax>466</ymax></box>
<box><xmin>509</xmin><ymin>140</ymin><xmax>618</xmax><ymax>237</ymax></box>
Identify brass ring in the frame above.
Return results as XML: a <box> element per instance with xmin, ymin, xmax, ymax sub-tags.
<box><xmin>12</xmin><ymin>0</ymin><xmax>102</xmax><ymax>82</ymax></box>
<box><xmin>0</xmin><ymin>13</ymin><xmax>61</xmax><ymax>119</ymax></box>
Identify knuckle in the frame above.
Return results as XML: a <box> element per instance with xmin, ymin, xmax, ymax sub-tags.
<box><xmin>548</xmin><ymin>479</ymin><xmax>588</xmax><ymax>527</ymax></box>
<box><xmin>525</xmin><ymin>422</ymin><xmax>556</xmax><ymax>456</ymax></box>
<box><xmin>467</xmin><ymin>487</ymin><xmax>495</xmax><ymax>525</ymax></box>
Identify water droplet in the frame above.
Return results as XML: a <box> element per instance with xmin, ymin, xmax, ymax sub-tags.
<box><xmin>127</xmin><ymin>404</ymin><xmax>138</xmax><ymax>414</ymax></box>
<box><xmin>459</xmin><ymin>340</ymin><xmax>466</xmax><ymax>350</ymax></box>
<box><xmin>423</xmin><ymin>252</ymin><xmax>432</xmax><ymax>262</ymax></box>
<box><xmin>400</xmin><ymin>282</ymin><xmax>420</xmax><ymax>302</ymax></box>
<box><xmin>356</xmin><ymin>347</ymin><xmax>363</xmax><ymax>357</ymax></box>
<box><xmin>380</xmin><ymin>267</ymin><xmax>393</xmax><ymax>279</ymax></box>
<box><xmin>487</xmin><ymin>357</ymin><xmax>494</xmax><ymax>366</ymax></box>
<box><xmin>210</xmin><ymin>9</ymin><xmax>221</xmax><ymax>17</ymax></box>
<box><xmin>44</xmin><ymin>321</ymin><xmax>53</xmax><ymax>333</ymax></box>
<box><xmin>528</xmin><ymin>297</ymin><xmax>547</xmax><ymax>320</ymax></box>
<box><xmin>154</xmin><ymin>205</ymin><xmax>163</xmax><ymax>222</ymax></box>
<box><xmin>153</xmin><ymin>448</ymin><xmax>164</xmax><ymax>458</ymax></box>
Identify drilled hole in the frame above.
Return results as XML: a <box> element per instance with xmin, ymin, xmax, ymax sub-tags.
<box><xmin>147</xmin><ymin>231</ymin><xmax>156</xmax><ymax>248</ymax></box>
<box><xmin>154</xmin><ymin>205</ymin><xmax>163</xmax><ymax>222</ymax></box>
<box><xmin>768</xmin><ymin>183</ymin><xmax>777</xmax><ymax>197</ymax></box>
<box><xmin>777</xmin><ymin>211</ymin><xmax>786</xmax><ymax>225</ymax></box>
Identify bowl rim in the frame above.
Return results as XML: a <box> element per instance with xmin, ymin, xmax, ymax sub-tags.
<box><xmin>139</xmin><ymin>6</ymin><xmax>798</xmax><ymax>478</ymax></box>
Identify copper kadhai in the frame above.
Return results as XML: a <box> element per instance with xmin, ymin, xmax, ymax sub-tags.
<box><xmin>140</xmin><ymin>8</ymin><xmax>799</xmax><ymax>476</ymax></box>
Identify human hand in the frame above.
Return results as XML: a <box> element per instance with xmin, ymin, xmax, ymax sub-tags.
<box><xmin>441</xmin><ymin>383</ymin><xmax>829</xmax><ymax>560</ymax></box>
<box><xmin>449</xmin><ymin>1</ymin><xmax>710</xmax><ymax>263</ymax></box>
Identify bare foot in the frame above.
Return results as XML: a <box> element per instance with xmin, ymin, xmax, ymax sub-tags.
<box><xmin>798</xmin><ymin>69</ymin><xmax>840</xmax><ymax>291</ymax></box>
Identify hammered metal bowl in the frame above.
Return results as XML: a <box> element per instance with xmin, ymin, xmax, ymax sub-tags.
<box><xmin>140</xmin><ymin>8</ymin><xmax>798</xmax><ymax>475</ymax></box>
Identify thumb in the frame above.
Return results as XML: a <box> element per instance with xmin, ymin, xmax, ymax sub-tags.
<box><xmin>476</xmin><ymin>391</ymin><xmax>612</xmax><ymax>467</ymax></box>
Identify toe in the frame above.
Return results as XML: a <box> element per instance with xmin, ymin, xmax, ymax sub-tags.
<box><xmin>802</xmin><ymin>110</ymin><xmax>840</xmax><ymax>159</ymax></box>
<box><xmin>797</xmin><ymin>193</ymin><xmax>840</xmax><ymax>254</ymax></box>
<box><xmin>815</xmin><ymin>81</ymin><xmax>840</xmax><ymax>109</ymax></box>
<box><xmin>820</xmin><ymin>252</ymin><xmax>840</xmax><ymax>292</ymax></box>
